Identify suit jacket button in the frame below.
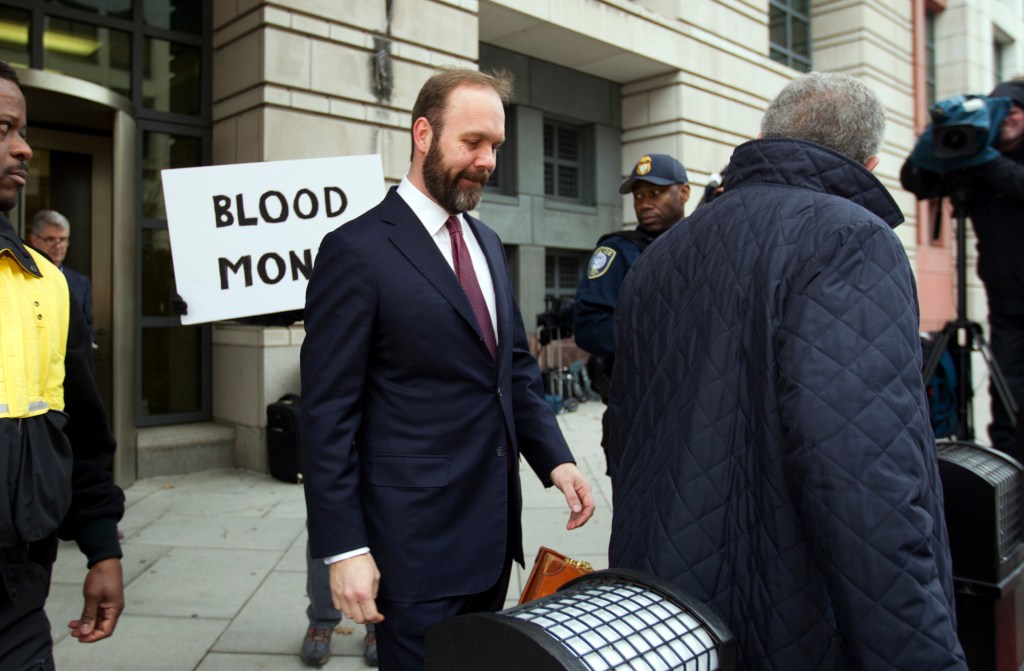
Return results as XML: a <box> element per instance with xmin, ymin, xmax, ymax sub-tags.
<box><xmin>496</xmin><ymin>447</ymin><xmax>506</xmax><ymax>458</ymax></box>
<box><xmin>496</xmin><ymin>387</ymin><xmax>502</xmax><ymax>397</ymax></box>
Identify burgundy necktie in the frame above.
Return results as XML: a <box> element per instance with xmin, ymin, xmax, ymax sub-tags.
<box><xmin>446</xmin><ymin>215</ymin><xmax>498</xmax><ymax>361</ymax></box>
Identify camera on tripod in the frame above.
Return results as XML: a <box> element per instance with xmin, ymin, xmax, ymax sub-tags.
<box><xmin>909</xmin><ymin>94</ymin><xmax>1012</xmax><ymax>175</ymax></box>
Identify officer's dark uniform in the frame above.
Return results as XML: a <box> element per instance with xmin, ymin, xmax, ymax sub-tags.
<box><xmin>574</xmin><ymin>154</ymin><xmax>688</xmax><ymax>471</ymax></box>
<box><xmin>573</xmin><ymin>228</ymin><xmax>654</xmax><ymax>377</ymax></box>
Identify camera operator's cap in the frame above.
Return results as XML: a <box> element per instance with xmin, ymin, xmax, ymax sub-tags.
<box><xmin>618</xmin><ymin>154</ymin><xmax>689</xmax><ymax>194</ymax></box>
<box><xmin>991</xmin><ymin>80</ymin><xmax>1024</xmax><ymax>109</ymax></box>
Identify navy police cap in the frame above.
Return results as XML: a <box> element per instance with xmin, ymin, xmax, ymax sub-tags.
<box><xmin>619</xmin><ymin>154</ymin><xmax>689</xmax><ymax>194</ymax></box>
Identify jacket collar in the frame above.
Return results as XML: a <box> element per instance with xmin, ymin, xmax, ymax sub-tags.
<box><xmin>725</xmin><ymin>138</ymin><xmax>904</xmax><ymax>229</ymax></box>
<box><xmin>380</xmin><ymin>188</ymin><xmax>502</xmax><ymax>367</ymax></box>
<box><xmin>0</xmin><ymin>213</ymin><xmax>43</xmax><ymax>278</ymax></box>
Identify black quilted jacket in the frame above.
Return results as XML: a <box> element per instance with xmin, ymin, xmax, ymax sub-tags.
<box><xmin>608</xmin><ymin>139</ymin><xmax>966</xmax><ymax>670</ymax></box>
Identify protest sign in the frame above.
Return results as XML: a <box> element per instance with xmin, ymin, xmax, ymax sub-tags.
<box><xmin>161</xmin><ymin>154</ymin><xmax>384</xmax><ymax>325</ymax></box>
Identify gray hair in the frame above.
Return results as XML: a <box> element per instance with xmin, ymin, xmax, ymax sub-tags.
<box><xmin>760</xmin><ymin>72</ymin><xmax>885</xmax><ymax>164</ymax></box>
<box><xmin>31</xmin><ymin>210</ymin><xmax>71</xmax><ymax>236</ymax></box>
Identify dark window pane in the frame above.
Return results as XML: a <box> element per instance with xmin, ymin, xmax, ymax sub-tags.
<box><xmin>543</xmin><ymin>123</ymin><xmax>553</xmax><ymax>157</ymax></box>
<box><xmin>43</xmin><ymin>17</ymin><xmax>131</xmax><ymax>99</ymax></box>
<box><xmin>769</xmin><ymin>6</ymin><xmax>787</xmax><ymax>49</ymax></box>
<box><xmin>51</xmin><ymin>0</ymin><xmax>132</xmax><ymax>20</ymax></box>
<box><xmin>544</xmin><ymin>163</ymin><xmax>554</xmax><ymax>196</ymax></box>
<box><xmin>141</xmin><ymin>326</ymin><xmax>202</xmax><ymax>416</ymax></box>
<box><xmin>558</xmin><ymin>257</ymin><xmax>579</xmax><ymax>289</ymax></box>
<box><xmin>144</xmin><ymin>0</ymin><xmax>202</xmax><ymax>34</ymax></box>
<box><xmin>792</xmin><ymin>18</ymin><xmax>809</xmax><ymax>56</ymax></box>
<box><xmin>792</xmin><ymin>0</ymin><xmax>810</xmax><ymax>14</ymax></box>
<box><xmin>142</xmin><ymin>131</ymin><xmax>201</xmax><ymax>219</ymax></box>
<box><xmin>926</xmin><ymin>13</ymin><xmax>936</xmax><ymax>105</ymax></box>
<box><xmin>141</xmin><ymin>228</ymin><xmax>177</xmax><ymax>317</ymax></box>
<box><xmin>545</xmin><ymin>255</ymin><xmax>555</xmax><ymax>288</ymax></box>
<box><xmin>557</xmin><ymin>127</ymin><xmax>578</xmax><ymax>160</ymax></box>
<box><xmin>143</xmin><ymin>37</ymin><xmax>201</xmax><ymax>115</ymax></box>
<box><xmin>0</xmin><ymin>8</ymin><xmax>31</xmax><ymax>69</ymax></box>
<box><xmin>558</xmin><ymin>165</ymin><xmax>578</xmax><ymax>199</ymax></box>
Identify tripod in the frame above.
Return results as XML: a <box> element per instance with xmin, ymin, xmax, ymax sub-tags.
<box><xmin>921</xmin><ymin>183</ymin><xmax>1018</xmax><ymax>441</ymax></box>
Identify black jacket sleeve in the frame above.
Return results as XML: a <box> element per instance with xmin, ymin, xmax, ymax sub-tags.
<box><xmin>900</xmin><ymin>158</ymin><xmax>944</xmax><ymax>200</ymax></box>
<box><xmin>57</xmin><ymin>290</ymin><xmax>124</xmax><ymax>567</ymax></box>
<box><xmin>969</xmin><ymin>154</ymin><xmax>1024</xmax><ymax>201</ymax></box>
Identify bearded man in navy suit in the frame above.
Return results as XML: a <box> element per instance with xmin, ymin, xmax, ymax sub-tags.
<box><xmin>301</xmin><ymin>68</ymin><xmax>595</xmax><ymax>671</ymax></box>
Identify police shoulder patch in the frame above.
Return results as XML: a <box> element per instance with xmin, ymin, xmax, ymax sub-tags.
<box><xmin>587</xmin><ymin>246</ymin><xmax>617</xmax><ymax>279</ymax></box>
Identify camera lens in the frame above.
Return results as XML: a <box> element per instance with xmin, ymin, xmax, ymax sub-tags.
<box><xmin>933</xmin><ymin>124</ymin><xmax>983</xmax><ymax>158</ymax></box>
<box><xmin>941</xmin><ymin>129</ymin><xmax>968</xmax><ymax>151</ymax></box>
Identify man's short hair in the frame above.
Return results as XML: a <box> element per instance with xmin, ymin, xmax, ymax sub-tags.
<box><xmin>761</xmin><ymin>72</ymin><xmax>885</xmax><ymax>165</ymax></box>
<box><xmin>409</xmin><ymin>67</ymin><xmax>514</xmax><ymax>159</ymax></box>
<box><xmin>31</xmin><ymin>210</ymin><xmax>71</xmax><ymax>236</ymax></box>
<box><xmin>0</xmin><ymin>60</ymin><xmax>20</xmax><ymax>86</ymax></box>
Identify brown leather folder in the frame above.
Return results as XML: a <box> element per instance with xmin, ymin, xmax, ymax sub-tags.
<box><xmin>518</xmin><ymin>546</ymin><xmax>594</xmax><ymax>605</ymax></box>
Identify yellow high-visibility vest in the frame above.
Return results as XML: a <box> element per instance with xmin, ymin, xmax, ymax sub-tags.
<box><xmin>0</xmin><ymin>245</ymin><xmax>68</xmax><ymax>418</ymax></box>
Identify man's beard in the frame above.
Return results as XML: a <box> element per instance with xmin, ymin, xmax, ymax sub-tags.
<box><xmin>422</xmin><ymin>140</ymin><xmax>490</xmax><ymax>213</ymax></box>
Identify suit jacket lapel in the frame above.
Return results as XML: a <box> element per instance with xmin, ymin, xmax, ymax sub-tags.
<box><xmin>381</xmin><ymin>189</ymin><xmax>488</xmax><ymax>347</ymax></box>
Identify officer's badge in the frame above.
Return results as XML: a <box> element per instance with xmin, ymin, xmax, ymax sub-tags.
<box><xmin>587</xmin><ymin>246</ymin><xmax>617</xmax><ymax>279</ymax></box>
<box><xmin>636</xmin><ymin>156</ymin><xmax>652</xmax><ymax>176</ymax></box>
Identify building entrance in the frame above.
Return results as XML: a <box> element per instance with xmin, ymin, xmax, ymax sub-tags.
<box><xmin>21</xmin><ymin>131</ymin><xmax>115</xmax><ymax>416</ymax></box>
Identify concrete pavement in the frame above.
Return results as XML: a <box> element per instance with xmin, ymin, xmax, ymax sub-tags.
<box><xmin>48</xmin><ymin>399</ymin><xmax>611</xmax><ymax>670</ymax></box>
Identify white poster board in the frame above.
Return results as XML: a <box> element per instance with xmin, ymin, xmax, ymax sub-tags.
<box><xmin>161</xmin><ymin>155</ymin><xmax>385</xmax><ymax>325</ymax></box>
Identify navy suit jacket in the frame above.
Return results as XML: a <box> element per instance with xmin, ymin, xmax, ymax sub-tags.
<box><xmin>301</xmin><ymin>187</ymin><xmax>573</xmax><ymax>602</ymax></box>
<box><xmin>62</xmin><ymin>266</ymin><xmax>93</xmax><ymax>343</ymax></box>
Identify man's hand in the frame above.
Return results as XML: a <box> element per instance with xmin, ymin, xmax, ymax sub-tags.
<box><xmin>68</xmin><ymin>557</ymin><xmax>124</xmax><ymax>643</ymax></box>
<box><xmin>330</xmin><ymin>553</ymin><xmax>384</xmax><ymax>624</ymax></box>
<box><xmin>550</xmin><ymin>463</ymin><xmax>596</xmax><ymax>530</ymax></box>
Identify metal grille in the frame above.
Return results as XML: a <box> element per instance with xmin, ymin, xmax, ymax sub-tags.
<box><xmin>543</xmin><ymin>120</ymin><xmax>582</xmax><ymax>200</ymax></box>
<box><xmin>508</xmin><ymin>582</ymin><xmax>720</xmax><ymax>671</ymax></box>
<box><xmin>940</xmin><ymin>442</ymin><xmax>1023</xmax><ymax>559</ymax></box>
<box><xmin>558</xmin><ymin>165</ymin><xmax>579</xmax><ymax>199</ymax></box>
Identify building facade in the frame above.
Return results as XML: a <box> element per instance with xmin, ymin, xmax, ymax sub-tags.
<box><xmin>0</xmin><ymin>0</ymin><xmax>1019</xmax><ymax>485</ymax></box>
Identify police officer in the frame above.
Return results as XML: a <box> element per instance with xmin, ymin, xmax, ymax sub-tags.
<box><xmin>574</xmin><ymin>154</ymin><xmax>689</xmax><ymax>469</ymax></box>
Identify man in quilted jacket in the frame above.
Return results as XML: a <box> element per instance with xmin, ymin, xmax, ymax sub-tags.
<box><xmin>608</xmin><ymin>72</ymin><xmax>966</xmax><ymax>670</ymax></box>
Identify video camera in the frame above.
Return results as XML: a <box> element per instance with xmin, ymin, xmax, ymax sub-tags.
<box><xmin>909</xmin><ymin>94</ymin><xmax>1012</xmax><ymax>174</ymax></box>
<box><xmin>536</xmin><ymin>297</ymin><xmax>574</xmax><ymax>346</ymax></box>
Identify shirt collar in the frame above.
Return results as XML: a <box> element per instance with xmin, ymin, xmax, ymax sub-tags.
<box><xmin>396</xmin><ymin>176</ymin><xmax>463</xmax><ymax>236</ymax></box>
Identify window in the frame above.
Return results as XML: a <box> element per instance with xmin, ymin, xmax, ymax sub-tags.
<box><xmin>544</xmin><ymin>120</ymin><xmax>582</xmax><ymax>201</ymax></box>
<box><xmin>487</xmin><ymin>106</ymin><xmax>515</xmax><ymax>195</ymax></box>
<box><xmin>769</xmin><ymin>0</ymin><xmax>811</xmax><ymax>73</ymax></box>
<box><xmin>545</xmin><ymin>251</ymin><xmax>588</xmax><ymax>300</ymax></box>
<box><xmin>926</xmin><ymin>11</ymin><xmax>937</xmax><ymax>106</ymax></box>
<box><xmin>993</xmin><ymin>39</ymin><xmax>1006</xmax><ymax>89</ymax></box>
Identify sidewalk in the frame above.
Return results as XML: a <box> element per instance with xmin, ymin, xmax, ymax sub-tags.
<box><xmin>49</xmin><ymin>400</ymin><xmax>610</xmax><ymax>670</ymax></box>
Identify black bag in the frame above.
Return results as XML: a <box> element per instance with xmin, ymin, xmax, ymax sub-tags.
<box><xmin>267</xmin><ymin>393</ymin><xmax>302</xmax><ymax>483</ymax></box>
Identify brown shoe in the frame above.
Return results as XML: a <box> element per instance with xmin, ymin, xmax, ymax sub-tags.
<box><xmin>364</xmin><ymin>629</ymin><xmax>378</xmax><ymax>667</ymax></box>
<box><xmin>300</xmin><ymin>625</ymin><xmax>332</xmax><ymax>667</ymax></box>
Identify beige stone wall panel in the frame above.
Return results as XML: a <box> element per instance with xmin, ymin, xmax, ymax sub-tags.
<box><xmin>261</xmin><ymin>107</ymin><xmax>380</xmax><ymax>161</ymax></box>
<box><xmin>310</xmin><ymin>40</ymin><xmax>375</xmax><ymax>103</ymax></box>
<box><xmin>391</xmin><ymin>0</ymin><xmax>479</xmax><ymax>59</ymax></box>
<box><xmin>272</xmin><ymin>0</ymin><xmax>388</xmax><ymax>30</ymax></box>
<box><xmin>263</xmin><ymin>27</ymin><xmax>312</xmax><ymax>89</ymax></box>
<box><xmin>213</xmin><ymin>31</ymin><xmax>262</xmax><ymax>101</ymax></box>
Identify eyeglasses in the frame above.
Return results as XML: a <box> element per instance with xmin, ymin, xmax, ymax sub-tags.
<box><xmin>38</xmin><ymin>236</ymin><xmax>68</xmax><ymax>246</ymax></box>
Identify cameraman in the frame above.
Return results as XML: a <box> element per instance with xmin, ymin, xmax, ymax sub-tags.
<box><xmin>901</xmin><ymin>78</ymin><xmax>1024</xmax><ymax>460</ymax></box>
